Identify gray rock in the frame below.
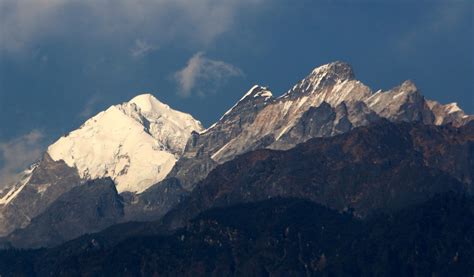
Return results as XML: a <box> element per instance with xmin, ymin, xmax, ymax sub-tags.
<box><xmin>135</xmin><ymin>62</ymin><xmax>472</xmax><ymax>224</ymax></box>
<box><xmin>122</xmin><ymin>177</ymin><xmax>189</xmax><ymax>222</ymax></box>
<box><xmin>0</xmin><ymin>153</ymin><xmax>81</xmax><ymax>237</ymax></box>
<box><xmin>5</xmin><ymin>178</ymin><xmax>123</xmax><ymax>249</ymax></box>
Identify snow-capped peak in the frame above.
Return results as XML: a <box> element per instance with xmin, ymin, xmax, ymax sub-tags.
<box><xmin>121</xmin><ymin>93</ymin><xmax>204</xmax><ymax>155</ymax></box>
<box><xmin>47</xmin><ymin>93</ymin><xmax>203</xmax><ymax>193</ymax></box>
<box><xmin>129</xmin><ymin>93</ymin><xmax>170</xmax><ymax>113</ymax></box>
<box><xmin>239</xmin><ymin>85</ymin><xmax>273</xmax><ymax>101</ymax></box>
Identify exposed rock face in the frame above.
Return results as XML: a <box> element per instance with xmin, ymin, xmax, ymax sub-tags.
<box><xmin>272</xmin><ymin>101</ymin><xmax>382</xmax><ymax>150</ymax></box>
<box><xmin>170</xmin><ymin>85</ymin><xmax>274</xmax><ymax>189</ymax></box>
<box><xmin>365</xmin><ymin>80</ymin><xmax>434</xmax><ymax>124</ymax></box>
<box><xmin>166</xmin><ymin>61</ymin><xmax>472</xmax><ymax>191</ymax></box>
<box><xmin>122</xmin><ymin>177</ymin><xmax>189</xmax><ymax>222</ymax></box>
<box><xmin>159</xmin><ymin>122</ymin><xmax>473</xmax><ymax>231</ymax></box>
<box><xmin>0</xmin><ymin>153</ymin><xmax>81</xmax><ymax>237</ymax></box>
<box><xmin>5</xmin><ymin>178</ymin><xmax>124</xmax><ymax>249</ymax></box>
<box><xmin>427</xmin><ymin>99</ymin><xmax>474</xmax><ymax>126</ymax></box>
<box><xmin>2</xmin><ymin>177</ymin><xmax>187</xmax><ymax>249</ymax></box>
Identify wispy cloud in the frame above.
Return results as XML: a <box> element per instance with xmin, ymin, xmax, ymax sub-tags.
<box><xmin>130</xmin><ymin>39</ymin><xmax>158</xmax><ymax>58</ymax></box>
<box><xmin>78</xmin><ymin>93</ymin><xmax>102</xmax><ymax>119</ymax></box>
<box><xmin>0</xmin><ymin>130</ymin><xmax>46</xmax><ymax>188</ymax></box>
<box><xmin>174</xmin><ymin>52</ymin><xmax>243</xmax><ymax>97</ymax></box>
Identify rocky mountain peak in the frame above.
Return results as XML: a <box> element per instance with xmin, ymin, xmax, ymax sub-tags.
<box><xmin>284</xmin><ymin>61</ymin><xmax>360</xmax><ymax>99</ymax></box>
<box><xmin>205</xmin><ymin>85</ymin><xmax>273</xmax><ymax>128</ymax></box>
<box><xmin>309</xmin><ymin>61</ymin><xmax>355</xmax><ymax>81</ymax></box>
<box><xmin>444</xmin><ymin>102</ymin><xmax>462</xmax><ymax>114</ymax></box>
<box><xmin>399</xmin><ymin>80</ymin><xmax>417</xmax><ymax>92</ymax></box>
<box><xmin>427</xmin><ymin>100</ymin><xmax>472</xmax><ymax>126</ymax></box>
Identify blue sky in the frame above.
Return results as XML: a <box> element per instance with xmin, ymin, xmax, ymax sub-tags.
<box><xmin>0</xmin><ymin>0</ymin><xmax>473</xmax><ymax>181</ymax></box>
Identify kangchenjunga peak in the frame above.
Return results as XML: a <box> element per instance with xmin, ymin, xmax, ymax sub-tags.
<box><xmin>47</xmin><ymin>93</ymin><xmax>203</xmax><ymax>194</ymax></box>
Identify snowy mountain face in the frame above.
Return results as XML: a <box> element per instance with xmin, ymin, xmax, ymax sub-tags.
<box><xmin>0</xmin><ymin>94</ymin><xmax>202</xmax><ymax>237</ymax></box>
<box><xmin>47</xmin><ymin>94</ymin><xmax>203</xmax><ymax>193</ymax></box>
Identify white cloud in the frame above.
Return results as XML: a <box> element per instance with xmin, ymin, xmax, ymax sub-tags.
<box><xmin>0</xmin><ymin>0</ymin><xmax>64</xmax><ymax>54</ymax></box>
<box><xmin>0</xmin><ymin>0</ymin><xmax>265</xmax><ymax>55</ymax></box>
<box><xmin>0</xmin><ymin>130</ymin><xmax>45</xmax><ymax>188</ymax></box>
<box><xmin>174</xmin><ymin>52</ymin><xmax>243</xmax><ymax>97</ymax></box>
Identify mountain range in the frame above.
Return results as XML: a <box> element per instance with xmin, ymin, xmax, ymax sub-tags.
<box><xmin>0</xmin><ymin>61</ymin><xmax>472</xmax><ymax>273</ymax></box>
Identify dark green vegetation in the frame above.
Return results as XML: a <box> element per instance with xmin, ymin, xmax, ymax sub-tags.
<box><xmin>0</xmin><ymin>194</ymin><xmax>473</xmax><ymax>276</ymax></box>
